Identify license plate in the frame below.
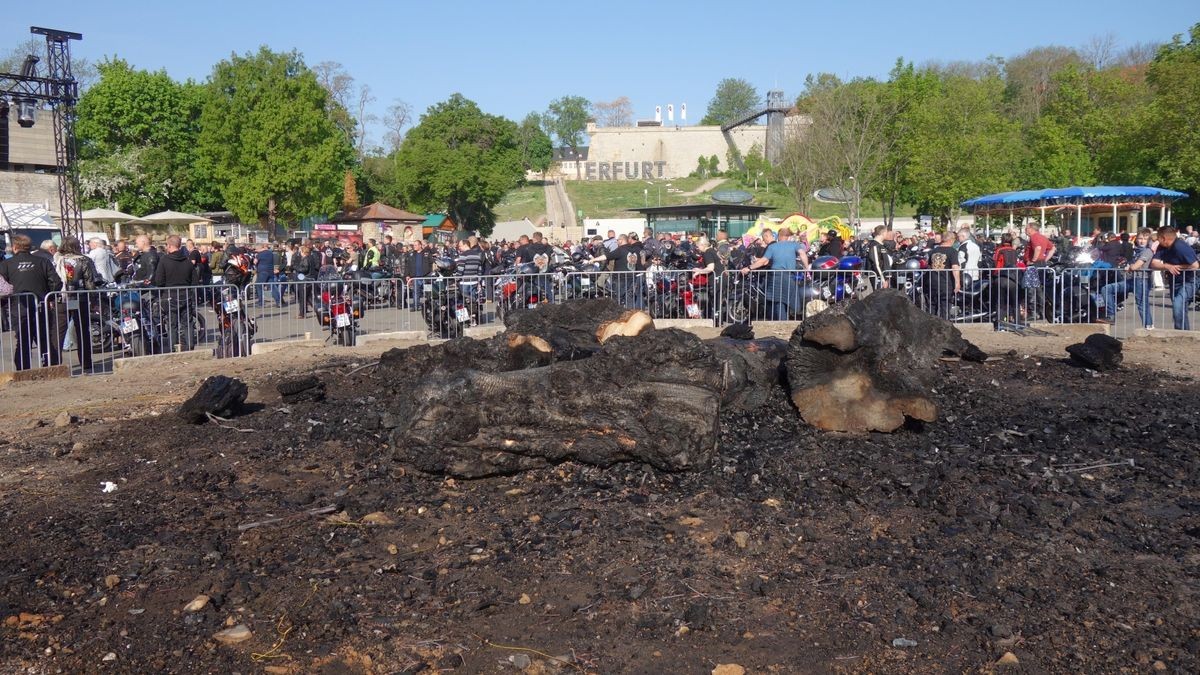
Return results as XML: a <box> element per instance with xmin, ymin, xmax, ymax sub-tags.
<box><xmin>335</xmin><ymin>313</ymin><xmax>351</xmax><ymax>328</ymax></box>
<box><xmin>455</xmin><ymin>307</ymin><xmax>470</xmax><ymax>322</ymax></box>
<box><xmin>685</xmin><ymin>303</ymin><xmax>702</xmax><ymax>319</ymax></box>
<box><xmin>121</xmin><ymin>317</ymin><xmax>139</xmax><ymax>333</ymax></box>
<box><xmin>580</xmin><ymin>277</ymin><xmax>591</xmax><ymax>287</ymax></box>
<box><xmin>223</xmin><ymin>299</ymin><xmax>240</xmax><ymax>314</ymax></box>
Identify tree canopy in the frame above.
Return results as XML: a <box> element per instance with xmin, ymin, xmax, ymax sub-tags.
<box><xmin>74</xmin><ymin>58</ymin><xmax>215</xmax><ymax>215</ymax></box>
<box><xmin>196</xmin><ymin>47</ymin><xmax>354</xmax><ymax>226</ymax></box>
<box><xmin>392</xmin><ymin>94</ymin><xmax>524</xmax><ymax>234</ymax></box>
<box><xmin>701</xmin><ymin>78</ymin><xmax>762</xmax><ymax>126</ymax></box>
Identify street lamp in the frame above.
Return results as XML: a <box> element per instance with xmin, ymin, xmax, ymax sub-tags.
<box><xmin>848</xmin><ymin>175</ymin><xmax>860</xmax><ymax>233</ymax></box>
<box><xmin>16</xmin><ymin>98</ymin><xmax>37</xmax><ymax>127</ymax></box>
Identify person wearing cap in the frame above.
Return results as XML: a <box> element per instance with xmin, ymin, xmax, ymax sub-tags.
<box><xmin>818</xmin><ymin>229</ymin><xmax>844</xmax><ymax>257</ymax></box>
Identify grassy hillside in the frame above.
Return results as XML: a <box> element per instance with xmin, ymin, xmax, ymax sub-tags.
<box><xmin>561</xmin><ymin>175</ymin><xmax>916</xmax><ymax>221</ymax></box>
<box><xmin>563</xmin><ymin>177</ymin><xmax>709</xmax><ymax>219</ymax></box>
<box><xmin>493</xmin><ymin>182</ymin><xmax>548</xmax><ymax>222</ymax></box>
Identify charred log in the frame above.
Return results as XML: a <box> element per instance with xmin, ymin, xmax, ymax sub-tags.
<box><xmin>502</xmin><ymin>298</ymin><xmax>654</xmax><ymax>361</ymax></box>
<box><xmin>178</xmin><ymin>376</ymin><xmax>248</xmax><ymax>424</ymax></box>
<box><xmin>785</xmin><ymin>289</ymin><xmax>986</xmax><ymax>433</ymax></box>
<box><xmin>1066</xmin><ymin>333</ymin><xmax>1123</xmax><ymax>371</ymax></box>
<box><xmin>390</xmin><ymin>329</ymin><xmax>786</xmax><ymax>478</ymax></box>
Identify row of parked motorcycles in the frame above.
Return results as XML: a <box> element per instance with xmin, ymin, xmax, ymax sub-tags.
<box><xmin>87</xmin><ymin>282</ymin><xmax>255</xmax><ymax>359</ymax></box>
<box><xmin>414</xmin><ymin>247</ymin><xmax>875</xmax><ymax>337</ymax></box>
<box><xmin>888</xmin><ymin>241</ymin><xmax>1114</xmax><ymax>325</ymax></box>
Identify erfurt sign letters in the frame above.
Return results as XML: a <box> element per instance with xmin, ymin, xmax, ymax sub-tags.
<box><xmin>584</xmin><ymin>160</ymin><xmax>667</xmax><ymax>181</ymax></box>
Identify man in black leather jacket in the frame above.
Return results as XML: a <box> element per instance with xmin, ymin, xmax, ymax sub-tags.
<box><xmin>132</xmin><ymin>234</ymin><xmax>160</xmax><ymax>284</ymax></box>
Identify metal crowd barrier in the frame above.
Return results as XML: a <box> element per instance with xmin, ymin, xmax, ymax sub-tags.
<box><xmin>244</xmin><ymin>276</ymin><xmax>422</xmax><ymax>347</ymax></box>
<box><xmin>709</xmin><ymin>268</ymin><xmax>880</xmax><ymax>326</ymax></box>
<box><xmin>40</xmin><ymin>283</ymin><xmax>245</xmax><ymax>375</ymax></box>
<box><xmin>0</xmin><ymin>293</ymin><xmax>48</xmax><ymax>374</ymax></box>
<box><xmin>20</xmin><ymin>265</ymin><xmax>1194</xmax><ymax>379</ymax></box>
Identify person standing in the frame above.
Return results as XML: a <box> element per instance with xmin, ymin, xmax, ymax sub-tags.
<box><xmin>151</xmin><ymin>235</ymin><xmax>201</xmax><ymax>352</ymax></box>
<box><xmin>743</xmin><ymin>228</ymin><xmax>803</xmax><ymax>319</ymax></box>
<box><xmin>407</xmin><ymin>240</ymin><xmax>433</xmax><ymax>306</ymax></box>
<box><xmin>132</xmin><ymin>235</ymin><xmax>159</xmax><ymax>284</ymax></box>
<box><xmin>956</xmin><ymin>227</ymin><xmax>982</xmax><ymax>288</ymax></box>
<box><xmin>52</xmin><ymin>237</ymin><xmax>99</xmax><ymax>372</ymax></box>
<box><xmin>926</xmin><ymin>232</ymin><xmax>961</xmax><ymax>319</ymax></box>
<box><xmin>1150</xmin><ymin>226</ymin><xmax>1199</xmax><ymax>330</ymax></box>
<box><xmin>1022</xmin><ymin>222</ymin><xmax>1055</xmax><ymax>321</ymax></box>
<box><xmin>0</xmin><ymin>235</ymin><xmax>62</xmax><ymax>370</ymax></box>
<box><xmin>113</xmin><ymin>240</ymin><xmax>134</xmax><ymax>279</ymax></box>
<box><xmin>292</xmin><ymin>243</ymin><xmax>319</xmax><ymax>318</ymax></box>
<box><xmin>87</xmin><ymin>238</ymin><xmax>120</xmax><ymax>284</ymax></box>
<box><xmin>253</xmin><ymin>244</ymin><xmax>282</xmax><ymax>307</ymax></box>
<box><xmin>865</xmin><ymin>225</ymin><xmax>892</xmax><ymax>289</ymax></box>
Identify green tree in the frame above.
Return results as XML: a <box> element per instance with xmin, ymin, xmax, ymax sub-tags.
<box><xmin>197</xmin><ymin>47</ymin><xmax>354</xmax><ymax>229</ymax></box>
<box><xmin>393</xmin><ymin>94</ymin><xmax>524</xmax><ymax>235</ymax></box>
<box><xmin>904</xmin><ymin>75</ymin><xmax>1025</xmax><ymax>225</ymax></box>
<box><xmin>1132</xmin><ymin>23</ymin><xmax>1200</xmax><ymax>218</ymax></box>
<box><xmin>743</xmin><ymin>143</ymin><xmax>769</xmax><ymax>188</ymax></box>
<box><xmin>545</xmin><ymin>95</ymin><xmax>591</xmax><ymax>179</ymax></box>
<box><xmin>516</xmin><ymin>112</ymin><xmax>553</xmax><ymax>175</ymax></box>
<box><xmin>73</xmin><ymin>58</ymin><xmax>214</xmax><ymax>214</ymax></box>
<box><xmin>701</xmin><ymin>77</ymin><xmax>762</xmax><ymax>126</ymax></box>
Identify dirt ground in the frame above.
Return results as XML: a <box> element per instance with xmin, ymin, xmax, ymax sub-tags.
<box><xmin>1</xmin><ymin>324</ymin><xmax>1198</xmax><ymax>673</ymax></box>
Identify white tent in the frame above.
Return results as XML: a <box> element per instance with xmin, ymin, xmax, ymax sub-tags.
<box><xmin>491</xmin><ymin>218</ymin><xmax>538</xmax><ymax>242</ymax></box>
<box><xmin>0</xmin><ymin>203</ymin><xmax>58</xmax><ymax>231</ymax></box>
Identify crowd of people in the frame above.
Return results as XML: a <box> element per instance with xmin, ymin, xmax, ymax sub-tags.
<box><xmin>1</xmin><ymin>220</ymin><xmax>1196</xmax><ymax>371</ymax></box>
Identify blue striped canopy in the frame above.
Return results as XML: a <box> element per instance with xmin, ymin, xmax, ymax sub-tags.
<box><xmin>962</xmin><ymin>186</ymin><xmax>1188</xmax><ymax>210</ymax></box>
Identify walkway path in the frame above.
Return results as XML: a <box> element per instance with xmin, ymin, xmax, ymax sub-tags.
<box><xmin>543</xmin><ymin>177</ymin><xmax>577</xmax><ymax>234</ymax></box>
<box><xmin>680</xmin><ymin>177</ymin><xmax>727</xmax><ymax>197</ymax></box>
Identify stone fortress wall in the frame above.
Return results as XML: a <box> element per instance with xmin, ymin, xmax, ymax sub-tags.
<box><xmin>562</xmin><ymin>115</ymin><xmax>810</xmax><ymax>181</ymax></box>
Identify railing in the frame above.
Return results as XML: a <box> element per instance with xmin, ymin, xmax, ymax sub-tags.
<box><xmin>891</xmin><ymin>266</ymin><xmax>1199</xmax><ymax>336</ymax></box>
<box><xmin>34</xmin><ymin>283</ymin><xmax>244</xmax><ymax>375</ymax></box>
<box><xmin>3</xmin><ymin>265</ymin><xmax>1193</xmax><ymax>377</ymax></box>
<box><xmin>0</xmin><ymin>293</ymin><xmax>47</xmax><ymax>374</ymax></box>
<box><xmin>709</xmin><ymin>268</ymin><xmax>880</xmax><ymax>325</ymax></box>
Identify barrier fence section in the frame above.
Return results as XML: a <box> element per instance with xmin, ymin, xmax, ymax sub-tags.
<box><xmin>11</xmin><ymin>266</ymin><xmax>1193</xmax><ymax>378</ymax></box>
<box><xmin>39</xmin><ymin>283</ymin><xmax>244</xmax><ymax>376</ymax></box>
<box><xmin>710</xmin><ymin>269</ymin><xmax>880</xmax><ymax>325</ymax></box>
<box><xmin>0</xmin><ymin>293</ymin><xmax>47</xmax><ymax>374</ymax></box>
<box><xmin>890</xmin><ymin>266</ymin><xmax>1199</xmax><ymax>335</ymax></box>
<box><xmin>244</xmin><ymin>276</ymin><xmax>424</xmax><ymax>348</ymax></box>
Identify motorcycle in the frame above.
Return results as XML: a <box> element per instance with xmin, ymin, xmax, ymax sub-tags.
<box><xmin>494</xmin><ymin>263</ymin><xmax>555</xmax><ymax>322</ymax></box>
<box><xmin>314</xmin><ymin>266</ymin><xmax>363</xmax><ymax>346</ymax></box>
<box><xmin>721</xmin><ymin>269</ymin><xmax>828</xmax><ymax>322</ymax></box>
<box><xmin>212</xmin><ymin>285</ymin><xmax>256</xmax><ymax>358</ymax></box>
<box><xmin>421</xmin><ymin>274</ymin><xmax>485</xmax><ymax>339</ymax></box>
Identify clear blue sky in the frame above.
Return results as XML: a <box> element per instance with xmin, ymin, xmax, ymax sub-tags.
<box><xmin>5</xmin><ymin>0</ymin><xmax>1197</xmax><ymax>146</ymax></box>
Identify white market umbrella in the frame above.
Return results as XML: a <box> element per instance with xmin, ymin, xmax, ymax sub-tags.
<box><xmin>140</xmin><ymin>210</ymin><xmax>212</xmax><ymax>226</ymax></box>
<box><xmin>81</xmin><ymin>207</ymin><xmax>142</xmax><ymax>223</ymax></box>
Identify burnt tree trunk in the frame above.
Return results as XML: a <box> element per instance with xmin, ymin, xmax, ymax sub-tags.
<box><xmin>388</xmin><ymin>329</ymin><xmax>786</xmax><ymax>478</ymax></box>
<box><xmin>501</xmin><ymin>298</ymin><xmax>655</xmax><ymax>362</ymax></box>
<box><xmin>785</xmin><ymin>289</ymin><xmax>986</xmax><ymax>433</ymax></box>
